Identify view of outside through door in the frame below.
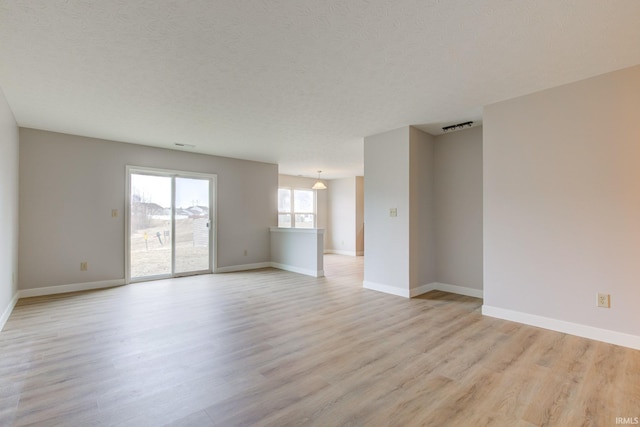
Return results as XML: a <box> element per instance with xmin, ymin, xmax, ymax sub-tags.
<box><xmin>130</xmin><ymin>172</ymin><xmax>211</xmax><ymax>279</ymax></box>
<box><xmin>130</xmin><ymin>174</ymin><xmax>172</xmax><ymax>278</ymax></box>
<box><xmin>175</xmin><ymin>177</ymin><xmax>210</xmax><ymax>274</ymax></box>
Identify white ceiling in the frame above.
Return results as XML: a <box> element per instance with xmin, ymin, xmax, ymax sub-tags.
<box><xmin>1</xmin><ymin>1</ymin><xmax>639</xmax><ymax>179</ymax></box>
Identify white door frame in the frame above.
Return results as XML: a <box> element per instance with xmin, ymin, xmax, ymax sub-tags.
<box><xmin>125</xmin><ymin>165</ymin><xmax>218</xmax><ymax>284</ymax></box>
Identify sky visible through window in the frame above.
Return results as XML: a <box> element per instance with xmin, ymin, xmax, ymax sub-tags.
<box><xmin>131</xmin><ymin>174</ymin><xmax>209</xmax><ymax>208</ymax></box>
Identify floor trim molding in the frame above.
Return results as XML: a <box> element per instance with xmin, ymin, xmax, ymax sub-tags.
<box><xmin>367</xmin><ymin>281</ymin><xmax>483</xmax><ymax>299</ymax></box>
<box><xmin>215</xmin><ymin>262</ymin><xmax>271</xmax><ymax>273</ymax></box>
<box><xmin>482</xmin><ymin>305</ymin><xmax>640</xmax><ymax>350</ymax></box>
<box><xmin>18</xmin><ymin>279</ymin><xmax>126</xmax><ymax>299</ymax></box>
<box><xmin>363</xmin><ymin>281</ymin><xmax>410</xmax><ymax>298</ymax></box>
<box><xmin>432</xmin><ymin>282</ymin><xmax>483</xmax><ymax>299</ymax></box>
<box><xmin>410</xmin><ymin>283</ymin><xmax>436</xmax><ymax>297</ymax></box>
<box><xmin>217</xmin><ymin>262</ymin><xmax>324</xmax><ymax>278</ymax></box>
<box><xmin>270</xmin><ymin>262</ymin><xmax>324</xmax><ymax>278</ymax></box>
<box><xmin>0</xmin><ymin>292</ymin><xmax>19</xmax><ymax>331</ymax></box>
<box><xmin>324</xmin><ymin>249</ymin><xmax>358</xmax><ymax>256</ymax></box>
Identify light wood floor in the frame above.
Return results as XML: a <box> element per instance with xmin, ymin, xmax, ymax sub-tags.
<box><xmin>1</xmin><ymin>255</ymin><xmax>638</xmax><ymax>426</ymax></box>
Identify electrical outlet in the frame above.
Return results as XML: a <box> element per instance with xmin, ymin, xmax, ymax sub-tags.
<box><xmin>389</xmin><ymin>208</ymin><xmax>397</xmax><ymax>217</ymax></box>
<box><xmin>597</xmin><ymin>293</ymin><xmax>610</xmax><ymax>308</ymax></box>
<box><xmin>80</xmin><ymin>262</ymin><xmax>88</xmax><ymax>271</ymax></box>
<box><xmin>243</xmin><ymin>249</ymin><xmax>248</xmax><ymax>256</ymax></box>
<box><xmin>111</xmin><ymin>209</ymin><xmax>118</xmax><ymax>218</ymax></box>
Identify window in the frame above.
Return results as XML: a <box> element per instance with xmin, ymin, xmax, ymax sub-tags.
<box><xmin>278</xmin><ymin>187</ymin><xmax>316</xmax><ymax>228</ymax></box>
<box><xmin>277</xmin><ymin>188</ymin><xmax>292</xmax><ymax>227</ymax></box>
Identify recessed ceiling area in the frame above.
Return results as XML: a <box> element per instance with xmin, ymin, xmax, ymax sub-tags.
<box><xmin>1</xmin><ymin>1</ymin><xmax>639</xmax><ymax>179</ymax></box>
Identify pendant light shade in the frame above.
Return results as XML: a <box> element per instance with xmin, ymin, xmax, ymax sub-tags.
<box><xmin>311</xmin><ymin>170</ymin><xmax>327</xmax><ymax>190</ymax></box>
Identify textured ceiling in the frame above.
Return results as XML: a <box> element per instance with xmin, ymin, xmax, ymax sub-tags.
<box><xmin>1</xmin><ymin>1</ymin><xmax>640</xmax><ymax>178</ymax></box>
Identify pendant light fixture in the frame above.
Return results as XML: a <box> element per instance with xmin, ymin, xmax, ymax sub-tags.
<box><xmin>311</xmin><ymin>170</ymin><xmax>327</xmax><ymax>190</ymax></box>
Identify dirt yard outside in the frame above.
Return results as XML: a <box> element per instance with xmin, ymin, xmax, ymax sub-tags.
<box><xmin>130</xmin><ymin>217</ymin><xmax>209</xmax><ymax>278</ymax></box>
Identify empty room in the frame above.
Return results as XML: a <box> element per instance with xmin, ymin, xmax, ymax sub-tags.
<box><xmin>1</xmin><ymin>1</ymin><xmax>639</xmax><ymax>426</ymax></box>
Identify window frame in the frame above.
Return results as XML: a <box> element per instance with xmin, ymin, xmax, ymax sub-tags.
<box><xmin>278</xmin><ymin>186</ymin><xmax>317</xmax><ymax>228</ymax></box>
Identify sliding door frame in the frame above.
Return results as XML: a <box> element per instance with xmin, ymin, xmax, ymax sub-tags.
<box><xmin>125</xmin><ymin>165</ymin><xmax>218</xmax><ymax>284</ymax></box>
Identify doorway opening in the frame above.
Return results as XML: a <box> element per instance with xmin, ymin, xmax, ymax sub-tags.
<box><xmin>126</xmin><ymin>166</ymin><xmax>216</xmax><ymax>282</ymax></box>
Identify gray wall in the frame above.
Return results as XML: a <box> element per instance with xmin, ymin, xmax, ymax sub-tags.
<box><xmin>484</xmin><ymin>64</ymin><xmax>640</xmax><ymax>336</ymax></box>
<box><xmin>364</xmin><ymin>126</ymin><xmax>411</xmax><ymax>291</ymax></box>
<box><xmin>409</xmin><ymin>127</ymin><xmax>436</xmax><ymax>290</ymax></box>
<box><xmin>364</xmin><ymin>124</ymin><xmax>481</xmax><ymax>296</ymax></box>
<box><xmin>434</xmin><ymin>126</ymin><xmax>483</xmax><ymax>290</ymax></box>
<box><xmin>19</xmin><ymin>129</ymin><xmax>278</xmax><ymax>290</ymax></box>
<box><xmin>327</xmin><ymin>177</ymin><xmax>356</xmax><ymax>254</ymax></box>
<box><xmin>363</xmin><ymin>126</ymin><xmax>439</xmax><ymax>294</ymax></box>
<box><xmin>355</xmin><ymin>176</ymin><xmax>364</xmax><ymax>255</ymax></box>
<box><xmin>0</xmin><ymin>88</ymin><xmax>19</xmax><ymax>324</ymax></box>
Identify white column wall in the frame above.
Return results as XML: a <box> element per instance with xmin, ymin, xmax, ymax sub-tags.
<box><xmin>363</xmin><ymin>127</ymin><xmax>411</xmax><ymax>295</ymax></box>
<box><xmin>0</xmin><ymin>87</ymin><xmax>19</xmax><ymax>330</ymax></box>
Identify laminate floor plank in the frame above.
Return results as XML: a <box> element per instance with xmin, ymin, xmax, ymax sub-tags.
<box><xmin>166</xmin><ymin>410</ymin><xmax>215</xmax><ymax>427</ymax></box>
<box><xmin>1</xmin><ymin>255</ymin><xmax>638</xmax><ymax>426</ymax></box>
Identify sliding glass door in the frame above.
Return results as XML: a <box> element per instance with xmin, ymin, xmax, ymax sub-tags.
<box><xmin>130</xmin><ymin>174</ymin><xmax>173</xmax><ymax>278</ymax></box>
<box><xmin>174</xmin><ymin>177</ymin><xmax>211</xmax><ymax>274</ymax></box>
<box><xmin>128</xmin><ymin>167</ymin><xmax>215</xmax><ymax>281</ymax></box>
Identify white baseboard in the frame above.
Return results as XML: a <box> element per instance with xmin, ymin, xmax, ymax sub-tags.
<box><xmin>364</xmin><ymin>281</ymin><xmax>484</xmax><ymax>299</ymax></box>
<box><xmin>18</xmin><ymin>279</ymin><xmax>126</xmax><ymax>298</ymax></box>
<box><xmin>0</xmin><ymin>292</ymin><xmax>20</xmax><ymax>331</ymax></box>
<box><xmin>216</xmin><ymin>261</ymin><xmax>325</xmax><ymax>278</ymax></box>
<box><xmin>482</xmin><ymin>305</ymin><xmax>640</xmax><ymax>351</ymax></box>
<box><xmin>410</xmin><ymin>283</ymin><xmax>436</xmax><ymax>297</ymax></box>
<box><xmin>270</xmin><ymin>262</ymin><xmax>324</xmax><ymax>278</ymax></box>
<box><xmin>324</xmin><ymin>249</ymin><xmax>358</xmax><ymax>256</ymax></box>
<box><xmin>363</xmin><ymin>281</ymin><xmax>410</xmax><ymax>298</ymax></box>
<box><xmin>215</xmin><ymin>262</ymin><xmax>271</xmax><ymax>273</ymax></box>
<box><xmin>432</xmin><ymin>282</ymin><xmax>483</xmax><ymax>299</ymax></box>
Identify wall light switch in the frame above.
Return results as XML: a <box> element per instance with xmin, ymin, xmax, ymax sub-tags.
<box><xmin>111</xmin><ymin>209</ymin><xmax>118</xmax><ymax>218</ymax></box>
<box><xmin>389</xmin><ymin>208</ymin><xmax>397</xmax><ymax>217</ymax></box>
